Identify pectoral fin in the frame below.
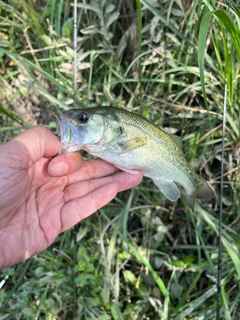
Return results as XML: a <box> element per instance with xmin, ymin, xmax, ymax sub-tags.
<box><xmin>153</xmin><ymin>179</ymin><xmax>180</xmax><ymax>202</ymax></box>
<box><xmin>119</xmin><ymin>137</ymin><xmax>148</xmax><ymax>151</ymax></box>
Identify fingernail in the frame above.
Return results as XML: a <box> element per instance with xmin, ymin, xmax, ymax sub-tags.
<box><xmin>50</xmin><ymin>162</ymin><xmax>68</xmax><ymax>176</ymax></box>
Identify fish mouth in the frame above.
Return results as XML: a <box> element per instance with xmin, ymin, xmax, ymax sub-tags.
<box><xmin>55</xmin><ymin>113</ymin><xmax>83</xmax><ymax>154</ymax></box>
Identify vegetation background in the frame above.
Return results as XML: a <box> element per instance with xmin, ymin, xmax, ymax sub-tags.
<box><xmin>0</xmin><ymin>0</ymin><xmax>239</xmax><ymax>319</ymax></box>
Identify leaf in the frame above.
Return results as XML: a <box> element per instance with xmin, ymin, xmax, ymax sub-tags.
<box><xmin>214</xmin><ymin>10</ymin><xmax>240</xmax><ymax>61</ymax></box>
<box><xmin>106</xmin><ymin>4</ymin><xmax>115</xmax><ymax>13</ymax></box>
<box><xmin>198</xmin><ymin>10</ymin><xmax>215</xmax><ymax>111</ymax></box>
<box><xmin>199</xmin><ymin>8</ymin><xmax>240</xmax><ymax>110</ymax></box>
<box><xmin>76</xmin><ymin>1</ymin><xmax>101</xmax><ymax>14</ymax></box>
<box><xmin>226</xmin><ymin>113</ymin><xmax>239</xmax><ymax>138</ymax></box>
<box><xmin>222</xmin><ymin>237</ymin><xmax>240</xmax><ymax>280</ymax></box>
<box><xmin>39</xmin><ymin>34</ymin><xmax>52</xmax><ymax>46</ymax></box>
<box><xmin>170</xmin><ymin>283</ymin><xmax>183</xmax><ymax>300</ymax></box>
<box><xmin>0</xmin><ymin>40</ymin><xmax>10</xmax><ymax>47</ymax></box>
<box><xmin>111</xmin><ymin>303</ymin><xmax>123</xmax><ymax>320</ymax></box>
<box><xmin>80</xmin><ymin>25</ymin><xmax>99</xmax><ymax>35</ymax></box>
<box><xmin>75</xmin><ymin>274</ymin><xmax>96</xmax><ymax>284</ymax></box>
<box><xmin>62</xmin><ymin>18</ymin><xmax>73</xmax><ymax>37</ymax></box>
<box><xmin>171</xmin><ymin>8</ymin><xmax>184</xmax><ymax>17</ymax></box>
<box><xmin>106</xmin><ymin>12</ymin><xmax>119</xmax><ymax>29</ymax></box>
<box><xmin>123</xmin><ymin>270</ymin><xmax>136</xmax><ymax>285</ymax></box>
<box><xmin>127</xmin><ymin>241</ymin><xmax>168</xmax><ymax>297</ymax></box>
<box><xmin>0</xmin><ymin>106</ymin><xmax>28</xmax><ymax>126</ymax></box>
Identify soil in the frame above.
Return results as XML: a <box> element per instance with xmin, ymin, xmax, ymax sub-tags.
<box><xmin>0</xmin><ymin>75</ymin><xmax>58</xmax><ymax>129</ymax></box>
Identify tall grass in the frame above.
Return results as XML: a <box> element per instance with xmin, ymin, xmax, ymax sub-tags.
<box><xmin>0</xmin><ymin>0</ymin><xmax>239</xmax><ymax>319</ymax></box>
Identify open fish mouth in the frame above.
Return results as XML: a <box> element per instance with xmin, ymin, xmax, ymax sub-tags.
<box><xmin>55</xmin><ymin>113</ymin><xmax>82</xmax><ymax>153</ymax></box>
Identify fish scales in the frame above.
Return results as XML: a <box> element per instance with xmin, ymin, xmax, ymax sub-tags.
<box><xmin>94</xmin><ymin>108</ymin><xmax>197</xmax><ymax>186</ymax></box>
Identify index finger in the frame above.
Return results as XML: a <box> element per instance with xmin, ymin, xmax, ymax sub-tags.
<box><xmin>66</xmin><ymin>158</ymin><xmax>121</xmax><ymax>184</ymax></box>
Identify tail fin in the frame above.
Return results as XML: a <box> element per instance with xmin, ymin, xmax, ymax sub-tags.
<box><xmin>189</xmin><ymin>175</ymin><xmax>215</xmax><ymax>211</ymax></box>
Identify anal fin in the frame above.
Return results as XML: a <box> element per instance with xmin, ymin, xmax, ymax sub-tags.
<box><xmin>153</xmin><ymin>179</ymin><xmax>180</xmax><ymax>202</ymax></box>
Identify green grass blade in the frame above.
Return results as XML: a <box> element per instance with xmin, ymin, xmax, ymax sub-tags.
<box><xmin>221</xmin><ymin>285</ymin><xmax>232</xmax><ymax>320</ymax></box>
<box><xmin>127</xmin><ymin>241</ymin><xmax>168</xmax><ymax>298</ymax></box>
<box><xmin>0</xmin><ymin>106</ymin><xmax>28</xmax><ymax>126</ymax></box>
<box><xmin>135</xmin><ymin>0</ymin><xmax>143</xmax><ymax>112</ymax></box>
<box><xmin>222</xmin><ymin>237</ymin><xmax>240</xmax><ymax>281</ymax></box>
<box><xmin>198</xmin><ymin>9</ymin><xmax>215</xmax><ymax>111</ymax></box>
<box><xmin>214</xmin><ymin>10</ymin><xmax>240</xmax><ymax>61</ymax></box>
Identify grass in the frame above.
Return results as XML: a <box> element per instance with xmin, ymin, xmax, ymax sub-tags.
<box><xmin>0</xmin><ymin>0</ymin><xmax>240</xmax><ymax>319</ymax></box>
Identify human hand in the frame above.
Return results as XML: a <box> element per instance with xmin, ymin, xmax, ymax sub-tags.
<box><xmin>0</xmin><ymin>126</ymin><xmax>142</xmax><ymax>269</ymax></box>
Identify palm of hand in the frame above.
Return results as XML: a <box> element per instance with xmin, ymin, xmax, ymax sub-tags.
<box><xmin>0</xmin><ymin>127</ymin><xmax>142</xmax><ymax>269</ymax></box>
<box><xmin>0</xmin><ymin>155</ymin><xmax>65</xmax><ymax>267</ymax></box>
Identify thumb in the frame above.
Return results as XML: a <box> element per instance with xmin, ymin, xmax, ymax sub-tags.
<box><xmin>11</xmin><ymin>126</ymin><xmax>60</xmax><ymax>164</ymax></box>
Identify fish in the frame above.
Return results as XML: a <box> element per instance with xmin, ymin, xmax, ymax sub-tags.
<box><xmin>55</xmin><ymin>106</ymin><xmax>214</xmax><ymax>209</ymax></box>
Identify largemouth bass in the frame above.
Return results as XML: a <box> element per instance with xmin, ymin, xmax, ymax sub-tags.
<box><xmin>56</xmin><ymin>107</ymin><xmax>214</xmax><ymax>209</ymax></box>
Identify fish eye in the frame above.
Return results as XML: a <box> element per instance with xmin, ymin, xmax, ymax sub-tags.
<box><xmin>76</xmin><ymin>112</ymin><xmax>89</xmax><ymax>124</ymax></box>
